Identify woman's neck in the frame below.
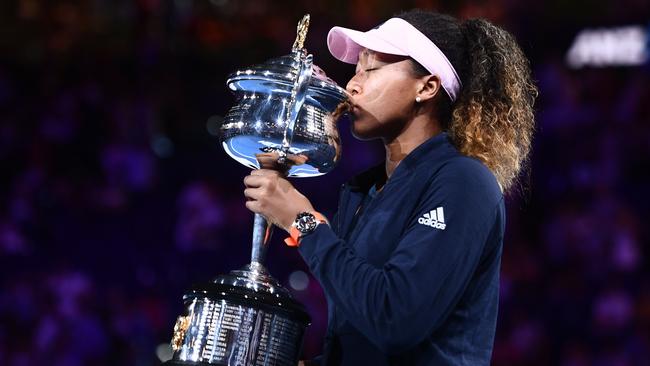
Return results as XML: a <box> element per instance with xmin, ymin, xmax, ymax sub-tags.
<box><xmin>383</xmin><ymin>114</ymin><xmax>442</xmax><ymax>179</ymax></box>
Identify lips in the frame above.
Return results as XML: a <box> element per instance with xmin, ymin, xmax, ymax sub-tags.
<box><xmin>346</xmin><ymin>104</ymin><xmax>359</xmax><ymax>118</ymax></box>
<box><xmin>346</xmin><ymin>97</ymin><xmax>360</xmax><ymax>113</ymax></box>
<box><xmin>342</xmin><ymin>92</ymin><xmax>363</xmax><ymax>119</ymax></box>
<box><xmin>351</xmin><ymin>101</ymin><xmax>364</xmax><ymax>116</ymax></box>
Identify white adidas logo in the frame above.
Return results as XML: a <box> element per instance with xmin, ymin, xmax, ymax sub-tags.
<box><xmin>418</xmin><ymin>207</ymin><xmax>446</xmax><ymax>230</ymax></box>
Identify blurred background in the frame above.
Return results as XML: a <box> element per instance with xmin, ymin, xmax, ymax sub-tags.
<box><xmin>1</xmin><ymin>0</ymin><xmax>649</xmax><ymax>365</ymax></box>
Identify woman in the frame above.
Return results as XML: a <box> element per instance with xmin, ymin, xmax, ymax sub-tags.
<box><xmin>243</xmin><ymin>9</ymin><xmax>536</xmax><ymax>366</ymax></box>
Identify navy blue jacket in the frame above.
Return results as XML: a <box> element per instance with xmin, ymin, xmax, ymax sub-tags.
<box><xmin>298</xmin><ymin>133</ymin><xmax>505</xmax><ymax>365</ymax></box>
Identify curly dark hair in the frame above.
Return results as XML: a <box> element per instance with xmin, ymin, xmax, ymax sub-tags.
<box><xmin>397</xmin><ymin>10</ymin><xmax>537</xmax><ymax>193</ymax></box>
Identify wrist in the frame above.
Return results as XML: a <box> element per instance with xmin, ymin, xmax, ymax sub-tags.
<box><xmin>284</xmin><ymin>211</ymin><xmax>328</xmax><ymax>247</ymax></box>
<box><xmin>282</xmin><ymin>205</ymin><xmax>316</xmax><ymax>232</ymax></box>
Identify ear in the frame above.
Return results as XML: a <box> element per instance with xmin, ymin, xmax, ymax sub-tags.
<box><xmin>415</xmin><ymin>75</ymin><xmax>442</xmax><ymax>102</ymax></box>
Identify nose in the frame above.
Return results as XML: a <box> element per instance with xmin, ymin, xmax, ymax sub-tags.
<box><xmin>346</xmin><ymin>74</ymin><xmax>362</xmax><ymax>96</ymax></box>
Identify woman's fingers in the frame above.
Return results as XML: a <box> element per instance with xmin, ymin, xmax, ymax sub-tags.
<box><xmin>243</xmin><ymin>188</ymin><xmax>261</xmax><ymax>200</ymax></box>
<box><xmin>242</xmin><ymin>168</ymin><xmax>314</xmax><ymax>231</ymax></box>
<box><xmin>250</xmin><ymin>169</ymin><xmax>281</xmax><ymax>177</ymax></box>
<box><xmin>244</xmin><ymin>169</ymin><xmax>281</xmax><ymax>187</ymax></box>
<box><xmin>243</xmin><ymin>174</ymin><xmax>265</xmax><ymax>188</ymax></box>
<box><xmin>244</xmin><ymin>199</ymin><xmax>262</xmax><ymax>214</ymax></box>
<box><xmin>244</xmin><ymin>172</ymin><xmax>277</xmax><ymax>202</ymax></box>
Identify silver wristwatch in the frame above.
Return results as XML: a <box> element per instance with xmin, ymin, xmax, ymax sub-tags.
<box><xmin>293</xmin><ymin>212</ymin><xmax>320</xmax><ymax>235</ymax></box>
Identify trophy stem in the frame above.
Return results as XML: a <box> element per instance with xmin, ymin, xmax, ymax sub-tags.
<box><xmin>250</xmin><ymin>212</ymin><xmax>273</xmax><ymax>265</ymax></box>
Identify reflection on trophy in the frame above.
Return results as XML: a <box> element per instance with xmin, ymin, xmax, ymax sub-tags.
<box><xmin>163</xmin><ymin>15</ymin><xmax>349</xmax><ymax>366</ymax></box>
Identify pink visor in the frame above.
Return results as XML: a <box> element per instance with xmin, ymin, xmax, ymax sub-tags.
<box><xmin>327</xmin><ymin>17</ymin><xmax>462</xmax><ymax>102</ymax></box>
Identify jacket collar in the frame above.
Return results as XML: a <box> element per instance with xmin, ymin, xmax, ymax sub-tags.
<box><xmin>348</xmin><ymin>163</ymin><xmax>385</xmax><ymax>192</ymax></box>
<box><xmin>347</xmin><ymin>132</ymin><xmax>455</xmax><ymax>192</ymax></box>
<box><xmin>396</xmin><ymin>131</ymin><xmax>455</xmax><ymax>176</ymax></box>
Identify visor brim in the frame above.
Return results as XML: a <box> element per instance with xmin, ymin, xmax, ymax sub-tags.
<box><xmin>327</xmin><ymin>26</ymin><xmax>408</xmax><ymax>64</ymax></box>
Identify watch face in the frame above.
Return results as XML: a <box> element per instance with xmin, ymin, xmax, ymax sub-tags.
<box><xmin>296</xmin><ymin>212</ymin><xmax>318</xmax><ymax>234</ymax></box>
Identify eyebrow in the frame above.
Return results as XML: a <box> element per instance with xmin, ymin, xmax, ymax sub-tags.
<box><xmin>359</xmin><ymin>49</ymin><xmax>375</xmax><ymax>63</ymax></box>
<box><xmin>356</xmin><ymin>49</ymin><xmax>371</xmax><ymax>72</ymax></box>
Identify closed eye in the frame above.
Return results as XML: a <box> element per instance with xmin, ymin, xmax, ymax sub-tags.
<box><xmin>354</xmin><ymin>66</ymin><xmax>380</xmax><ymax>75</ymax></box>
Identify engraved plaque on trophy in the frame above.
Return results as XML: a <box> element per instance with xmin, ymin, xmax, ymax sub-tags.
<box><xmin>164</xmin><ymin>15</ymin><xmax>348</xmax><ymax>366</ymax></box>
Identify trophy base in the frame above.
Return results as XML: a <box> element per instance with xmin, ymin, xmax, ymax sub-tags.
<box><xmin>165</xmin><ymin>264</ymin><xmax>309</xmax><ymax>366</ymax></box>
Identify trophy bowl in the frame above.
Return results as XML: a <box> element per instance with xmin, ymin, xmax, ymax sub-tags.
<box><xmin>221</xmin><ymin>51</ymin><xmax>348</xmax><ymax>177</ymax></box>
<box><xmin>163</xmin><ymin>15</ymin><xmax>348</xmax><ymax>366</ymax></box>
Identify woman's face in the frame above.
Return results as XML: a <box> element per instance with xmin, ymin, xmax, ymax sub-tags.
<box><xmin>346</xmin><ymin>49</ymin><xmax>420</xmax><ymax>141</ymax></box>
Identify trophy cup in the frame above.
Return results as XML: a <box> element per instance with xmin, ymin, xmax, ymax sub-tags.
<box><xmin>163</xmin><ymin>15</ymin><xmax>348</xmax><ymax>366</ymax></box>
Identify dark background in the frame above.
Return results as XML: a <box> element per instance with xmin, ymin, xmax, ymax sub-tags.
<box><xmin>1</xmin><ymin>0</ymin><xmax>649</xmax><ymax>365</ymax></box>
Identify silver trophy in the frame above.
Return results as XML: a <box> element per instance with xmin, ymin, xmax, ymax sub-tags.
<box><xmin>164</xmin><ymin>15</ymin><xmax>349</xmax><ymax>366</ymax></box>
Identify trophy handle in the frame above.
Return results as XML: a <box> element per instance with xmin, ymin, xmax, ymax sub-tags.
<box><xmin>250</xmin><ymin>212</ymin><xmax>273</xmax><ymax>265</ymax></box>
<box><xmin>280</xmin><ymin>53</ymin><xmax>314</xmax><ymax>163</ymax></box>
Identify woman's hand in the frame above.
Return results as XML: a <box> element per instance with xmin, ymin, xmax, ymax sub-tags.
<box><xmin>243</xmin><ymin>169</ymin><xmax>315</xmax><ymax>232</ymax></box>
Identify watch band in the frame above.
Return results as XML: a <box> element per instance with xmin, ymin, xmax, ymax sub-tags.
<box><xmin>284</xmin><ymin>211</ymin><xmax>328</xmax><ymax>247</ymax></box>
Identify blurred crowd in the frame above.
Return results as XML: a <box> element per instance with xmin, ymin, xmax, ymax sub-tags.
<box><xmin>1</xmin><ymin>0</ymin><xmax>649</xmax><ymax>365</ymax></box>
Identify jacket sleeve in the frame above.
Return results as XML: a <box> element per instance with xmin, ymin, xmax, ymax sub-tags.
<box><xmin>298</xmin><ymin>162</ymin><xmax>504</xmax><ymax>354</ymax></box>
